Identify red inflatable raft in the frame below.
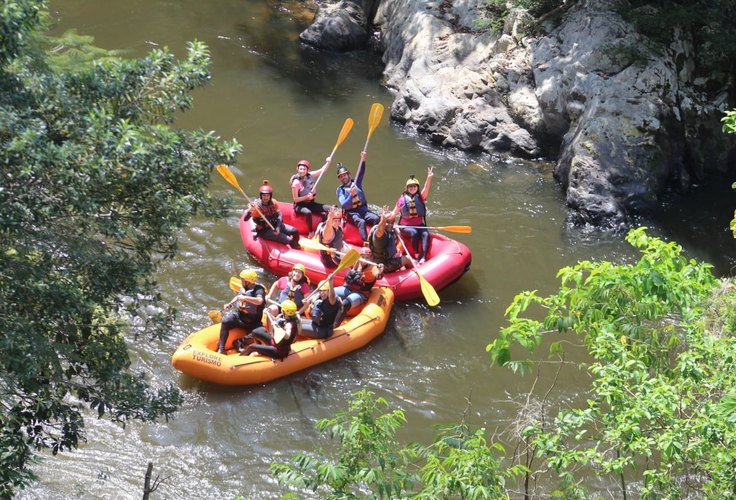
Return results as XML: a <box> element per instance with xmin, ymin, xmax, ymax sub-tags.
<box><xmin>239</xmin><ymin>202</ymin><xmax>471</xmax><ymax>302</ymax></box>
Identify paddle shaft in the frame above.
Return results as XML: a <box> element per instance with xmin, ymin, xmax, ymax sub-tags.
<box><xmin>311</xmin><ymin>118</ymin><xmax>354</xmax><ymax>194</ymax></box>
<box><xmin>395</xmin><ymin>224</ymin><xmax>472</xmax><ymax>234</ymax></box>
<box><xmin>216</xmin><ymin>164</ymin><xmax>276</xmax><ymax>231</ymax></box>
<box><xmin>394</xmin><ymin>228</ymin><xmax>440</xmax><ymax>307</ymax></box>
<box><xmin>299</xmin><ymin>248</ymin><xmax>360</xmax><ymax>308</ymax></box>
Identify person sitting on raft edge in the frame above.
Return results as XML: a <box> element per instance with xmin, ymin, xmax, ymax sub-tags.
<box><xmin>290</xmin><ymin>157</ymin><xmax>333</xmax><ymax>236</ymax></box>
<box><xmin>243</xmin><ymin>180</ymin><xmax>300</xmax><ymax>249</ymax></box>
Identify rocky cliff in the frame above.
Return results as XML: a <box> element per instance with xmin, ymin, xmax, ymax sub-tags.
<box><xmin>302</xmin><ymin>0</ymin><xmax>736</xmax><ymax>227</ymax></box>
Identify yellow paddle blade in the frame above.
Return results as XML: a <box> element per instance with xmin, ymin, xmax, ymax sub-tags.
<box><xmin>273</xmin><ymin>325</ymin><xmax>287</xmax><ymax>344</ymax></box>
<box><xmin>418</xmin><ymin>272</ymin><xmax>440</xmax><ymax>307</ymax></box>
<box><xmin>337</xmin><ymin>248</ymin><xmax>360</xmax><ymax>271</ymax></box>
<box><xmin>208</xmin><ymin>310</ymin><xmax>222</xmax><ymax>323</ymax></box>
<box><xmin>331</xmin><ymin>118</ymin><xmax>354</xmax><ymax>155</ymax></box>
<box><xmin>362</xmin><ymin>103</ymin><xmax>384</xmax><ymax>151</ymax></box>
<box><xmin>216</xmin><ymin>164</ymin><xmax>247</xmax><ymax>198</ymax></box>
<box><xmin>367</xmin><ymin>103</ymin><xmax>384</xmax><ymax>137</ymax></box>
<box><xmin>298</xmin><ymin>237</ymin><xmax>331</xmax><ymax>252</ymax></box>
<box><xmin>229</xmin><ymin>276</ymin><xmax>241</xmax><ymax>292</ymax></box>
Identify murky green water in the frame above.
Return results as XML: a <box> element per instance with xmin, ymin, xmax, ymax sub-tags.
<box><xmin>19</xmin><ymin>1</ymin><xmax>736</xmax><ymax>497</ymax></box>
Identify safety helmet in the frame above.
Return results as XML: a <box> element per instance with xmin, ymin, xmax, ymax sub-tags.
<box><xmin>259</xmin><ymin>180</ymin><xmax>273</xmax><ymax>195</ymax></box>
<box><xmin>292</xmin><ymin>263</ymin><xmax>306</xmax><ymax>274</ymax></box>
<box><xmin>296</xmin><ymin>160</ymin><xmax>311</xmax><ymax>170</ymax></box>
<box><xmin>317</xmin><ymin>280</ymin><xmax>330</xmax><ymax>292</ymax></box>
<box><xmin>281</xmin><ymin>299</ymin><xmax>298</xmax><ymax>317</ymax></box>
<box><xmin>405</xmin><ymin>175</ymin><xmax>420</xmax><ymax>188</ymax></box>
<box><xmin>239</xmin><ymin>269</ymin><xmax>257</xmax><ymax>282</ymax></box>
<box><xmin>335</xmin><ymin>164</ymin><xmax>349</xmax><ymax>177</ymax></box>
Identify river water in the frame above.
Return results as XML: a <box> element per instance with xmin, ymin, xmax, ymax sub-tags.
<box><xmin>22</xmin><ymin>1</ymin><xmax>736</xmax><ymax>498</ymax></box>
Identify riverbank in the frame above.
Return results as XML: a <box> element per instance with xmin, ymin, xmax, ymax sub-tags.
<box><xmin>303</xmin><ymin>0</ymin><xmax>736</xmax><ymax>228</ymax></box>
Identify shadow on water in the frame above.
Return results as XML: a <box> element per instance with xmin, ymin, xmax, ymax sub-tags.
<box><xmin>234</xmin><ymin>0</ymin><xmax>385</xmax><ymax>104</ymax></box>
<box><xmin>643</xmin><ymin>174</ymin><xmax>736</xmax><ymax>276</ymax></box>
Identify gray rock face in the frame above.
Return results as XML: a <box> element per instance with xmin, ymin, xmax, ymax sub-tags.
<box><xmin>304</xmin><ymin>0</ymin><xmax>736</xmax><ymax>226</ymax></box>
<box><xmin>300</xmin><ymin>0</ymin><xmax>379</xmax><ymax>51</ymax></box>
<box><xmin>375</xmin><ymin>0</ymin><xmax>543</xmax><ymax>158</ymax></box>
<box><xmin>530</xmin><ymin>0</ymin><xmax>733</xmax><ymax>226</ymax></box>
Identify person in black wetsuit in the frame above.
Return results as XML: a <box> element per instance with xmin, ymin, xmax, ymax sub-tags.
<box><xmin>242</xmin><ymin>299</ymin><xmax>300</xmax><ymax>360</ymax></box>
<box><xmin>301</xmin><ymin>275</ymin><xmax>341</xmax><ymax>339</ymax></box>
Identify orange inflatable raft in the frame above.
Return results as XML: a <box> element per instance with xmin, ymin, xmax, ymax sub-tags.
<box><xmin>171</xmin><ymin>287</ymin><xmax>394</xmax><ymax>386</ymax></box>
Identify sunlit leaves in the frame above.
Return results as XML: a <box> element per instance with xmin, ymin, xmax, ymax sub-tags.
<box><xmin>0</xmin><ymin>1</ymin><xmax>240</xmax><ymax>495</ymax></box>
<box><xmin>271</xmin><ymin>390</ymin><xmax>519</xmax><ymax>499</ymax></box>
<box><xmin>487</xmin><ymin>227</ymin><xmax>736</xmax><ymax>496</ymax></box>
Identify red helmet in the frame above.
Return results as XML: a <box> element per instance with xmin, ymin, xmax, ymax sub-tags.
<box><xmin>259</xmin><ymin>180</ymin><xmax>273</xmax><ymax>194</ymax></box>
<box><xmin>296</xmin><ymin>160</ymin><xmax>311</xmax><ymax>170</ymax></box>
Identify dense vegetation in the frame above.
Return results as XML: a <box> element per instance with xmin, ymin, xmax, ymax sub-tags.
<box><xmin>273</xmin><ymin>227</ymin><xmax>736</xmax><ymax>498</ymax></box>
<box><xmin>0</xmin><ymin>0</ymin><xmax>239</xmax><ymax>495</ymax></box>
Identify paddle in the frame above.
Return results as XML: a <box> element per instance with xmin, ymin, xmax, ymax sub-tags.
<box><xmin>395</xmin><ymin>224</ymin><xmax>472</xmax><ymax>234</ymax></box>
<box><xmin>216</xmin><ymin>164</ymin><xmax>276</xmax><ymax>231</ymax></box>
<box><xmin>361</xmin><ymin>103</ymin><xmax>384</xmax><ymax>157</ymax></box>
<box><xmin>207</xmin><ymin>278</ymin><xmax>246</xmax><ymax>323</ymax></box>
<box><xmin>300</xmin><ymin>248</ymin><xmax>360</xmax><ymax>308</ymax></box>
<box><xmin>394</xmin><ymin>228</ymin><xmax>440</xmax><ymax>307</ymax></box>
<box><xmin>311</xmin><ymin>117</ymin><xmax>354</xmax><ymax>194</ymax></box>
<box><xmin>262</xmin><ymin>309</ymin><xmax>287</xmax><ymax>344</ymax></box>
<box><xmin>298</xmin><ymin>239</ymin><xmax>379</xmax><ymax>266</ymax></box>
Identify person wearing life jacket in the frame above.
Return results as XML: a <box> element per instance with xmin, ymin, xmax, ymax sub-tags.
<box><xmin>242</xmin><ymin>299</ymin><xmax>300</xmax><ymax>360</ymax></box>
<box><xmin>368</xmin><ymin>208</ymin><xmax>412</xmax><ymax>273</ymax></box>
<box><xmin>332</xmin><ymin>250</ymin><xmax>384</xmax><ymax>326</ymax></box>
<box><xmin>315</xmin><ymin>206</ymin><xmax>350</xmax><ymax>268</ymax></box>
<box><xmin>265</xmin><ymin>263</ymin><xmax>311</xmax><ymax>316</ymax></box>
<box><xmin>290</xmin><ymin>158</ymin><xmax>333</xmax><ymax>235</ymax></box>
<box><xmin>335</xmin><ymin>151</ymin><xmax>380</xmax><ymax>243</ymax></box>
<box><xmin>243</xmin><ymin>180</ymin><xmax>300</xmax><ymax>249</ymax></box>
<box><xmin>393</xmin><ymin>166</ymin><xmax>433</xmax><ymax>264</ymax></box>
<box><xmin>217</xmin><ymin>269</ymin><xmax>266</xmax><ymax>354</ymax></box>
<box><xmin>300</xmin><ymin>275</ymin><xmax>342</xmax><ymax>339</ymax></box>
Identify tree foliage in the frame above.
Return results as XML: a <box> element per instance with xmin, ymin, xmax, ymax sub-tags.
<box><xmin>488</xmin><ymin>227</ymin><xmax>736</xmax><ymax>497</ymax></box>
<box><xmin>0</xmin><ymin>0</ymin><xmax>240</xmax><ymax>495</ymax></box>
<box><xmin>723</xmin><ymin>108</ymin><xmax>736</xmax><ymax>238</ymax></box>
<box><xmin>271</xmin><ymin>389</ymin><xmax>520</xmax><ymax>499</ymax></box>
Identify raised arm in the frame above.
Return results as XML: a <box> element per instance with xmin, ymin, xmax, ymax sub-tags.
<box><xmin>421</xmin><ymin>166</ymin><xmax>434</xmax><ymax>200</ymax></box>
<box><xmin>311</xmin><ymin>156</ymin><xmax>332</xmax><ymax>179</ymax></box>
<box><xmin>354</xmin><ymin>151</ymin><xmax>367</xmax><ymax>186</ymax></box>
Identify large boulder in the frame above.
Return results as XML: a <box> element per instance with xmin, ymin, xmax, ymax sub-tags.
<box><xmin>300</xmin><ymin>0</ymin><xmax>379</xmax><ymax>51</ymax></box>
<box><xmin>375</xmin><ymin>0</ymin><xmax>543</xmax><ymax>157</ymax></box>
<box><xmin>532</xmin><ymin>0</ymin><xmax>735</xmax><ymax>226</ymax></box>
<box><xmin>304</xmin><ymin>0</ymin><xmax>736</xmax><ymax>226</ymax></box>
